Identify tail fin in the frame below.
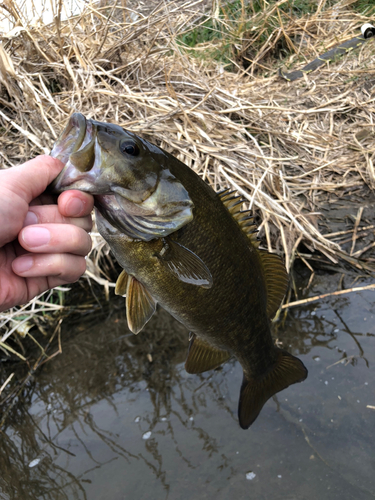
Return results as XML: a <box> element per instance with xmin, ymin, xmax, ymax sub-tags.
<box><xmin>238</xmin><ymin>349</ymin><xmax>307</xmax><ymax>429</ymax></box>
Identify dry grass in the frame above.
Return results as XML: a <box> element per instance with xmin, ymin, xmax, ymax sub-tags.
<box><xmin>0</xmin><ymin>0</ymin><xmax>375</xmax><ymax>369</ymax></box>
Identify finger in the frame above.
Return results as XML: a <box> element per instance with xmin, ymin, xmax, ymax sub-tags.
<box><xmin>0</xmin><ymin>156</ymin><xmax>65</xmax><ymax>247</ymax></box>
<box><xmin>23</xmin><ymin>275</ymin><xmax>85</xmax><ymax>305</ymax></box>
<box><xmin>2</xmin><ymin>156</ymin><xmax>64</xmax><ymax>204</ymax></box>
<box><xmin>12</xmin><ymin>253</ymin><xmax>87</xmax><ymax>283</ymax></box>
<box><xmin>58</xmin><ymin>190</ymin><xmax>94</xmax><ymax>218</ymax></box>
<box><xmin>18</xmin><ymin>224</ymin><xmax>92</xmax><ymax>256</ymax></box>
<box><xmin>24</xmin><ymin>206</ymin><xmax>92</xmax><ymax>232</ymax></box>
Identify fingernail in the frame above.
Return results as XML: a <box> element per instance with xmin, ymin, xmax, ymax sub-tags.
<box><xmin>66</xmin><ymin>197</ymin><xmax>84</xmax><ymax>217</ymax></box>
<box><xmin>23</xmin><ymin>211</ymin><xmax>38</xmax><ymax>227</ymax></box>
<box><xmin>22</xmin><ymin>227</ymin><xmax>51</xmax><ymax>247</ymax></box>
<box><xmin>13</xmin><ymin>255</ymin><xmax>34</xmax><ymax>273</ymax></box>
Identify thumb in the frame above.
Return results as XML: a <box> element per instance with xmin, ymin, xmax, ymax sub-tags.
<box><xmin>0</xmin><ymin>156</ymin><xmax>65</xmax><ymax>247</ymax></box>
<box><xmin>2</xmin><ymin>155</ymin><xmax>65</xmax><ymax>203</ymax></box>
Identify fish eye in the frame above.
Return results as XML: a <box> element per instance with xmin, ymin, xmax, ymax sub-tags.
<box><xmin>120</xmin><ymin>140</ymin><xmax>140</xmax><ymax>157</ymax></box>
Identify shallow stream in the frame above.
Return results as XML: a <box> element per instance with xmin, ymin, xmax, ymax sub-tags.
<box><xmin>0</xmin><ymin>269</ymin><xmax>374</xmax><ymax>500</ymax></box>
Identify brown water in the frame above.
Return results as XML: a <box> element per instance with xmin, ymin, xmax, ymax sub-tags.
<box><xmin>0</xmin><ymin>269</ymin><xmax>374</xmax><ymax>500</ymax></box>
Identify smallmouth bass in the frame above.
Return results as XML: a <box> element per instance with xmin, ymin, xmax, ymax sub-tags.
<box><xmin>50</xmin><ymin>113</ymin><xmax>308</xmax><ymax>428</ymax></box>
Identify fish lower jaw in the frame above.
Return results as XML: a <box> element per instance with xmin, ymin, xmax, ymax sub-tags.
<box><xmin>52</xmin><ymin>163</ymin><xmax>104</xmax><ymax>194</ymax></box>
<box><xmin>53</xmin><ymin>177</ymin><xmax>96</xmax><ymax>193</ymax></box>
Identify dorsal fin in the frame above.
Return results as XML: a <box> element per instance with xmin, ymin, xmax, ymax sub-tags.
<box><xmin>217</xmin><ymin>188</ymin><xmax>234</xmax><ymax>199</ymax></box>
<box><xmin>259</xmin><ymin>250</ymin><xmax>289</xmax><ymax>319</ymax></box>
<box><xmin>218</xmin><ymin>189</ymin><xmax>259</xmax><ymax>247</ymax></box>
<box><xmin>218</xmin><ymin>188</ymin><xmax>288</xmax><ymax>318</ymax></box>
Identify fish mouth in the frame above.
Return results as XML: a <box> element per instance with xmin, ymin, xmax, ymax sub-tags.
<box><xmin>50</xmin><ymin>113</ymin><xmax>101</xmax><ymax>193</ymax></box>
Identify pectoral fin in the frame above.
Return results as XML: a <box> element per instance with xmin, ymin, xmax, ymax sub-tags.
<box><xmin>185</xmin><ymin>333</ymin><xmax>231</xmax><ymax>374</ymax></box>
<box><xmin>115</xmin><ymin>269</ymin><xmax>129</xmax><ymax>296</ymax></box>
<box><xmin>126</xmin><ymin>276</ymin><xmax>157</xmax><ymax>334</ymax></box>
<box><xmin>158</xmin><ymin>239</ymin><xmax>213</xmax><ymax>288</ymax></box>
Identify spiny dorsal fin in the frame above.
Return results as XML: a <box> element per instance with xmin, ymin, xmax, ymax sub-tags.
<box><xmin>217</xmin><ymin>188</ymin><xmax>234</xmax><ymax>199</ymax></box>
<box><xmin>218</xmin><ymin>189</ymin><xmax>288</xmax><ymax>317</ymax></box>
<box><xmin>185</xmin><ymin>333</ymin><xmax>232</xmax><ymax>374</ymax></box>
<box><xmin>259</xmin><ymin>250</ymin><xmax>289</xmax><ymax>319</ymax></box>
<box><xmin>218</xmin><ymin>190</ymin><xmax>260</xmax><ymax>248</ymax></box>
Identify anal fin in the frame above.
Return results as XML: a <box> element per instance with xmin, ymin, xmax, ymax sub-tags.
<box><xmin>126</xmin><ymin>276</ymin><xmax>157</xmax><ymax>334</ymax></box>
<box><xmin>185</xmin><ymin>333</ymin><xmax>231</xmax><ymax>374</ymax></box>
<box><xmin>238</xmin><ymin>349</ymin><xmax>307</xmax><ymax>429</ymax></box>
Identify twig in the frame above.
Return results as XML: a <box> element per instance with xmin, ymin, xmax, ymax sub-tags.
<box><xmin>0</xmin><ymin>373</ymin><xmax>14</xmax><ymax>397</ymax></box>
<box><xmin>282</xmin><ymin>284</ymin><xmax>375</xmax><ymax>310</ymax></box>
<box><xmin>350</xmin><ymin>206</ymin><xmax>364</xmax><ymax>256</ymax></box>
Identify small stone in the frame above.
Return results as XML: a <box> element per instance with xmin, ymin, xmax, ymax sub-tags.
<box><xmin>246</xmin><ymin>472</ymin><xmax>256</xmax><ymax>480</ymax></box>
<box><xmin>142</xmin><ymin>431</ymin><xmax>152</xmax><ymax>440</ymax></box>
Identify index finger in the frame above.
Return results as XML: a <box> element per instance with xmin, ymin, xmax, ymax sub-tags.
<box><xmin>25</xmin><ymin>205</ymin><xmax>92</xmax><ymax>232</ymax></box>
<box><xmin>2</xmin><ymin>155</ymin><xmax>64</xmax><ymax>204</ymax></box>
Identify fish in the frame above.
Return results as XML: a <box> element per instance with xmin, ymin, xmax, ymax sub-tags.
<box><xmin>50</xmin><ymin>113</ymin><xmax>308</xmax><ymax>429</ymax></box>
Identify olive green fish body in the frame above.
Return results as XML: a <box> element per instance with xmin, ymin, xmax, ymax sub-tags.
<box><xmin>51</xmin><ymin>113</ymin><xmax>308</xmax><ymax>428</ymax></box>
<box><xmin>97</xmin><ymin>158</ymin><xmax>274</xmax><ymax>372</ymax></box>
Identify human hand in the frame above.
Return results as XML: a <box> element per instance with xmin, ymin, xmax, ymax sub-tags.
<box><xmin>0</xmin><ymin>155</ymin><xmax>94</xmax><ymax>312</ymax></box>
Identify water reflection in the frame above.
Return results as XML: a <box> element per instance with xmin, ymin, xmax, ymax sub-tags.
<box><xmin>0</xmin><ymin>275</ymin><xmax>374</xmax><ymax>500</ymax></box>
<box><xmin>1</xmin><ymin>306</ymin><xmax>232</xmax><ymax>499</ymax></box>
